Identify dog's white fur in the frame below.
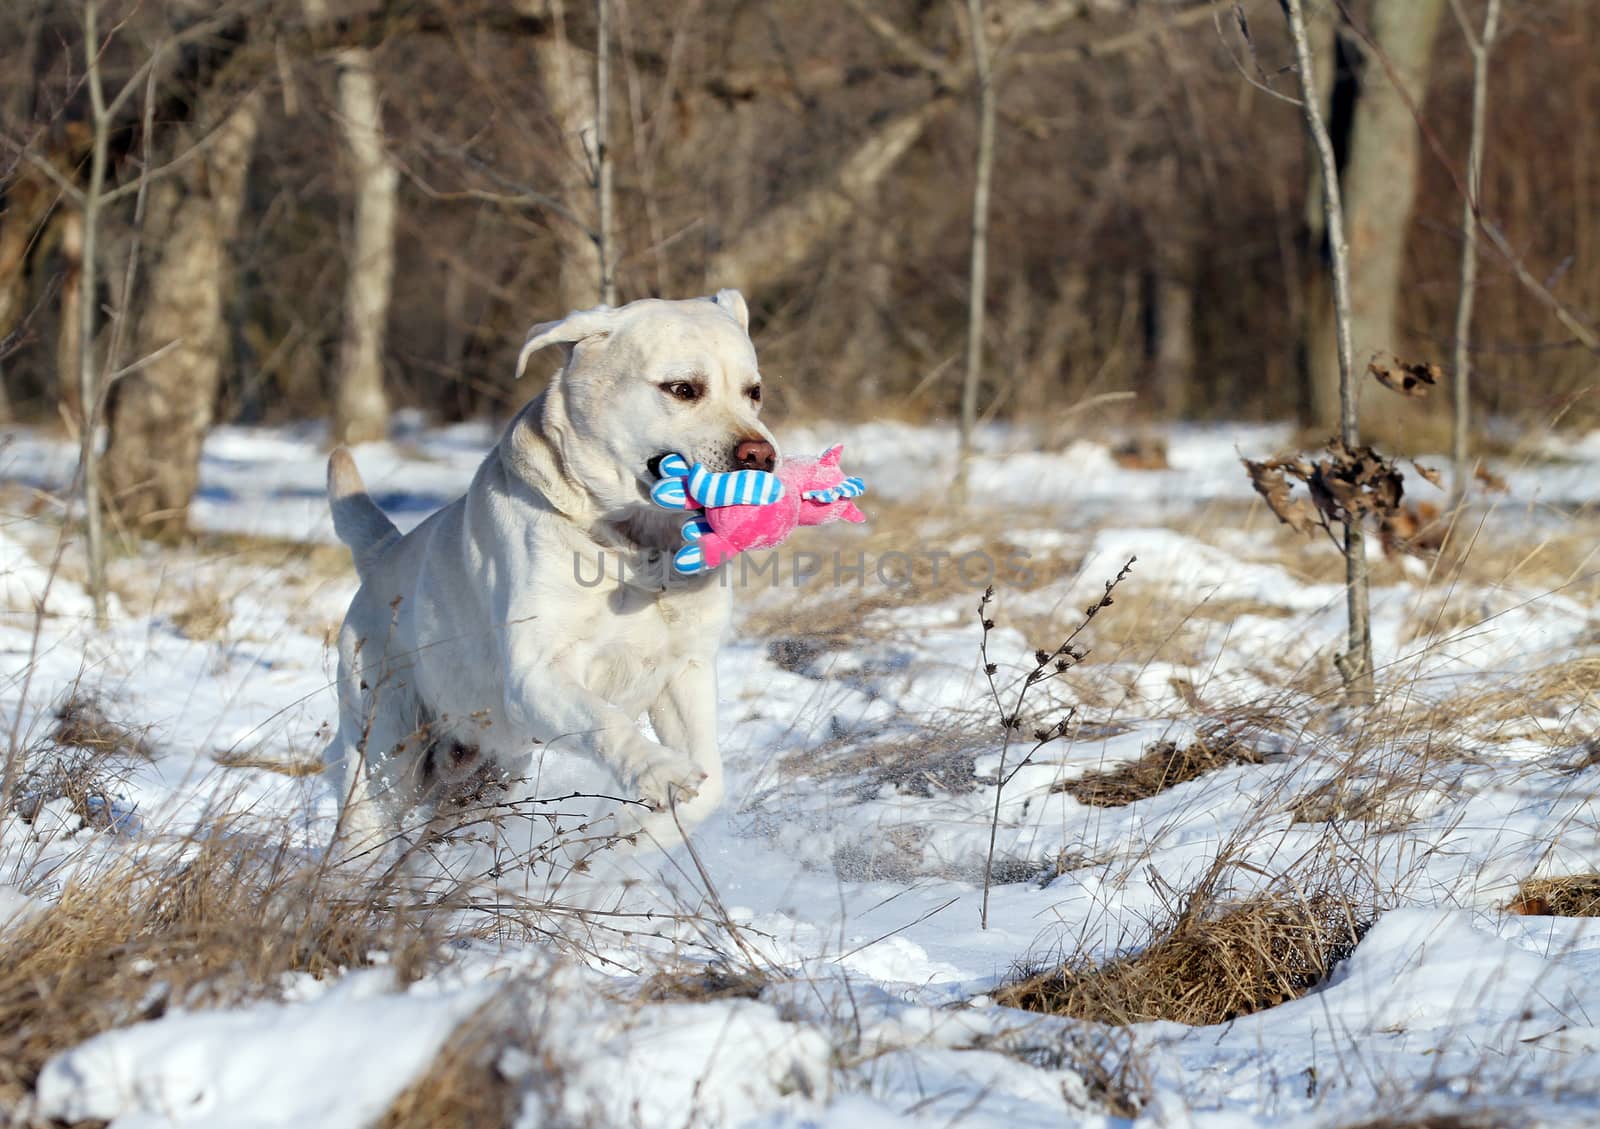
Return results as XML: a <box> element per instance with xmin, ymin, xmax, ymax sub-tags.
<box><xmin>322</xmin><ymin>290</ymin><xmax>775</xmax><ymax>857</ymax></box>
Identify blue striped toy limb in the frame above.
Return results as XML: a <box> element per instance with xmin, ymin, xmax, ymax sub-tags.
<box><xmin>684</xmin><ymin>462</ymin><xmax>786</xmax><ymax>508</ymax></box>
<box><xmin>801</xmin><ymin>476</ymin><xmax>867</xmax><ymax>504</ymax></box>
<box><xmin>649</xmin><ymin>452</ymin><xmax>695</xmax><ymax>509</ymax></box>
<box><xmin>673</xmin><ymin>543</ymin><xmax>709</xmax><ymax>574</ymax></box>
<box><xmin>650</xmin><ymin>477</ymin><xmax>692</xmax><ymax>509</ymax></box>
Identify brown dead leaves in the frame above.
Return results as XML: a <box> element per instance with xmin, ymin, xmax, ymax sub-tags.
<box><xmin>1244</xmin><ymin>457</ymin><xmax>1319</xmax><ymax>534</ymax></box>
<box><xmin>1368</xmin><ymin>354</ymin><xmax>1442</xmax><ymax>398</ymax></box>
<box><xmin>1245</xmin><ymin>440</ymin><xmax>1410</xmax><ymax>539</ymax></box>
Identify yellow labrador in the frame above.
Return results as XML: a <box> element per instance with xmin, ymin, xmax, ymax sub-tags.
<box><xmin>323</xmin><ymin>290</ymin><xmax>776</xmax><ymax>857</ymax></box>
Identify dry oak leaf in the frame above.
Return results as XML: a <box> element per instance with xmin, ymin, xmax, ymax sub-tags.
<box><xmin>1380</xmin><ymin>501</ymin><xmax>1445</xmax><ymax>559</ymax></box>
<box><xmin>1411</xmin><ymin>461</ymin><xmax>1442</xmax><ymax>489</ymax></box>
<box><xmin>1244</xmin><ymin>457</ymin><xmax>1317</xmax><ymax>534</ymax></box>
<box><xmin>1475</xmin><ymin>464</ymin><xmax>1509</xmax><ymax>494</ymax></box>
<box><xmin>1369</xmin><ymin>354</ymin><xmax>1443</xmax><ymax>397</ymax></box>
<box><xmin>1307</xmin><ymin>440</ymin><xmax>1404</xmax><ymax>526</ymax></box>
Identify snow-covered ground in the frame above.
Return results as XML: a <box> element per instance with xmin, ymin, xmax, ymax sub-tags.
<box><xmin>2</xmin><ymin>416</ymin><xmax>1598</xmax><ymax>1128</ymax></box>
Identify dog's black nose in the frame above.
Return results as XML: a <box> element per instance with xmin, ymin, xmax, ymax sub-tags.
<box><xmin>733</xmin><ymin>438</ymin><xmax>776</xmax><ymax>472</ymax></box>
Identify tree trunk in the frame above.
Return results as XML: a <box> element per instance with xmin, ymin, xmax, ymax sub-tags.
<box><xmin>1152</xmin><ymin>159</ymin><xmax>1195</xmax><ymax>421</ymax></box>
<box><xmin>531</xmin><ymin>11</ymin><xmax>604</xmax><ymax>313</ymax></box>
<box><xmin>594</xmin><ymin>0</ymin><xmax>616</xmax><ymax>306</ymax></box>
<box><xmin>1299</xmin><ymin>2</ymin><xmax>1340</xmax><ymax>428</ymax></box>
<box><xmin>1450</xmin><ymin>0</ymin><xmax>1502</xmax><ymax>510</ymax></box>
<box><xmin>845</xmin><ymin>203</ymin><xmax>895</xmax><ymax>406</ymax></box>
<box><xmin>1286</xmin><ymin>0</ymin><xmax>1373</xmax><ymax>706</ymax></box>
<box><xmin>56</xmin><ymin>211</ymin><xmax>84</xmax><ymax>426</ymax></box>
<box><xmin>1307</xmin><ymin>0</ymin><xmax>1446</xmax><ymax>439</ymax></box>
<box><xmin>102</xmin><ymin>92</ymin><xmax>263</xmax><ymax>539</ymax></box>
<box><xmin>959</xmin><ymin>0</ymin><xmax>995</xmax><ymax>482</ymax></box>
<box><xmin>1153</xmin><ymin>267</ymin><xmax>1195</xmax><ymax>420</ymax></box>
<box><xmin>330</xmin><ymin>48</ymin><xmax>396</xmax><ymax>446</ymax></box>
<box><xmin>707</xmin><ymin>101</ymin><xmax>943</xmax><ymax>296</ymax></box>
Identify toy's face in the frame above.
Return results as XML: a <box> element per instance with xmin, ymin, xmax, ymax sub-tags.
<box><xmin>788</xmin><ymin>447</ymin><xmax>867</xmax><ymax>526</ymax></box>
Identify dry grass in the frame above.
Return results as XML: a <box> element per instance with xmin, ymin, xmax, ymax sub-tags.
<box><xmin>167</xmin><ymin>586</ymin><xmax>235</xmax><ymax>641</ymax></box>
<box><xmin>1507</xmin><ymin>875</ymin><xmax>1600</xmax><ymax>917</ymax></box>
<box><xmin>376</xmin><ymin>1002</ymin><xmax>551</xmax><ymax>1129</ymax></box>
<box><xmin>50</xmin><ymin>695</ymin><xmax>154</xmax><ymax>761</ymax></box>
<box><xmin>779</xmin><ymin>718</ymin><xmax>987</xmax><ymax>798</ymax></box>
<box><xmin>211</xmin><ymin>749</ymin><xmax>326</xmax><ymax>776</ymax></box>
<box><xmin>0</xmin><ymin>833</ymin><xmax>438</xmax><ymax>1105</ymax></box>
<box><xmin>1058</xmin><ymin>732</ymin><xmax>1265</xmax><ymax>807</ymax></box>
<box><xmin>994</xmin><ymin>891</ymin><xmax>1368</xmax><ymax>1026</ymax></box>
<box><xmin>740</xmin><ymin>499</ymin><xmax>1074</xmax><ymax>649</ymax></box>
<box><xmin>640</xmin><ymin>962</ymin><xmax>767</xmax><ymax>1003</ymax></box>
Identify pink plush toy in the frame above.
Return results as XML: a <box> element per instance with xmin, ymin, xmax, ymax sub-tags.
<box><xmin>650</xmin><ymin>445</ymin><xmax>867</xmax><ymax>575</ymax></box>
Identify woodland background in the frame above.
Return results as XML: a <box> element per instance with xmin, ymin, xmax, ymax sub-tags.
<box><xmin>1</xmin><ymin>0</ymin><xmax>1597</xmax><ymax>539</ymax></box>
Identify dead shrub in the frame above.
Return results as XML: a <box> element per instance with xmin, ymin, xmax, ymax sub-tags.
<box><xmin>51</xmin><ymin>694</ymin><xmax>154</xmax><ymax>760</ymax></box>
<box><xmin>168</xmin><ymin>587</ymin><xmax>233</xmax><ymax>641</ymax></box>
<box><xmin>1059</xmin><ymin>732</ymin><xmax>1264</xmax><ymax>807</ymax></box>
<box><xmin>0</xmin><ymin>833</ymin><xmax>439</xmax><ymax>1105</ymax></box>
<box><xmin>994</xmin><ymin>891</ymin><xmax>1368</xmax><ymax>1026</ymax></box>
<box><xmin>1507</xmin><ymin>875</ymin><xmax>1600</xmax><ymax>917</ymax></box>
<box><xmin>9</xmin><ymin>695</ymin><xmax>154</xmax><ymax>831</ymax></box>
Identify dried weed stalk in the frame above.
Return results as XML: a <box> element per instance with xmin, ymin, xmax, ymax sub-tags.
<box><xmin>978</xmin><ymin>557</ymin><xmax>1134</xmax><ymax>929</ymax></box>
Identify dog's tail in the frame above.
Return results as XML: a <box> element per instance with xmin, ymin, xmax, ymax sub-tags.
<box><xmin>327</xmin><ymin>448</ymin><xmax>399</xmax><ymax>580</ymax></box>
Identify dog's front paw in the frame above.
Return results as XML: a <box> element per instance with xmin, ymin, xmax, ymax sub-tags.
<box><xmin>630</xmin><ymin>751</ymin><xmax>707</xmax><ymax>812</ymax></box>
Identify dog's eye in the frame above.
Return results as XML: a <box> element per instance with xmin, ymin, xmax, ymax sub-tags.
<box><xmin>746</xmin><ymin>385</ymin><xmax>762</xmax><ymax>405</ymax></box>
<box><xmin>661</xmin><ymin>381</ymin><xmax>701</xmax><ymax>402</ymax></box>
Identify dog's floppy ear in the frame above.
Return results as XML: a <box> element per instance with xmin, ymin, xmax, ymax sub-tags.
<box><xmin>515</xmin><ymin>305</ymin><xmax>616</xmax><ymax>378</ymax></box>
<box><xmin>710</xmin><ymin>288</ymin><xmax>749</xmax><ymax>332</ymax></box>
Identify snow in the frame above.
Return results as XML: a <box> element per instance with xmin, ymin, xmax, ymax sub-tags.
<box><xmin>35</xmin><ymin>972</ymin><xmax>493</xmax><ymax>1128</ymax></box>
<box><xmin>3</xmin><ymin>417</ymin><xmax>1600</xmax><ymax>1127</ymax></box>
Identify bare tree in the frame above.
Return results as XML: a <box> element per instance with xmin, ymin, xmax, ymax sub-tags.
<box><xmin>54</xmin><ymin>211</ymin><xmax>82</xmax><ymax>426</ymax></box>
<box><xmin>595</xmin><ymin>0</ymin><xmax>616</xmax><ymax>306</ymax></box>
<box><xmin>1306</xmin><ymin>0</ymin><xmax>1446</xmax><ymax>436</ymax></box>
<box><xmin>532</xmin><ymin>4</ymin><xmax>605</xmax><ymax>312</ymax></box>
<box><xmin>1285</xmin><ymin>0</ymin><xmax>1373</xmax><ymax>705</ymax></box>
<box><xmin>102</xmin><ymin>88</ymin><xmax>264</xmax><ymax>541</ymax></box>
<box><xmin>72</xmin><ymin>0</ymin><xmax>114</xmax><ymax>623</ymax></box>
<box><xmin>330</xmin><ymin>48</ymin><xmax>397</xmax><ymax>446</ymax></box>
<box><xmin>958</xmin><ymin>0</ymin><xmax>997</xmax><ymax>480</ymax></box>
<box><xmin>1448</xmin><ymin>0</ymin><xmax>1503</xmax><ymax>511</ymax></box>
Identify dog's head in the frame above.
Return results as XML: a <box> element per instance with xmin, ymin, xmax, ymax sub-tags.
<box><xmin>516</xmin><ymin>290</ymin><xmax>779</xmax><ymax>515</ymax></box>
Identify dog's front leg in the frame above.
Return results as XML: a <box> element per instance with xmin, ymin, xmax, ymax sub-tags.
<box><xmin>646</xmin><ymin>659</ymin><xmax>724</xmax><ymax>826</ymax></box>
<box><xmin>503</xmin><ymin>660</ymin><xmax>705</xmax><ymax>811</ymax></box>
